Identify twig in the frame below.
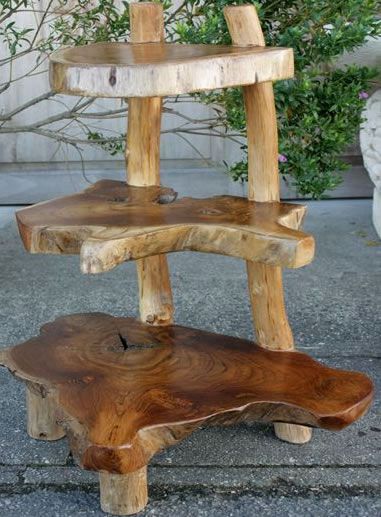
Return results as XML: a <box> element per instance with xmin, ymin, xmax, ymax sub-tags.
<box><xmin>0</xmin><ymin>91</ymin><xmax>55</xmax><ymax>121</ymax></box>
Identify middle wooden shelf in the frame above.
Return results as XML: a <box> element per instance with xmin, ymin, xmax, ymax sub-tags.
<box><xmin>16</xmin><ymin>179</ymin><xmax>315</xmax><ymax>273</ymax></box>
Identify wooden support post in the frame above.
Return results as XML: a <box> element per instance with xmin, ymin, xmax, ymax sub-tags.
<box><xmin>26</xmin><ymin>384</ymin><xmax>65</xmax><ymax>441</ymax></box>
<box><xmin>224</xmin><ymin>5</ymin><xmax>312</xmax><ymax>444</ymax></box>
<box><xmin>99</xmin><ymin>467</ymin><xmax>148</xmax><ymax>516</ymax></box>
<box><xmin>127</xmin><ymin>2</ymin><xmax>173</xmax><ymax>326</ymax></box>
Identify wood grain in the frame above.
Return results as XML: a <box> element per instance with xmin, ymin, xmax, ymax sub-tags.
<box><xmin>0</xmin><ymin>313</ymin><xmax>373</xmax><ymax>474</ymax></box>
<box><xmin>99</xmin><ymin>468</ymin><xmax>148</xmax><ymax>515</ymax></box>
<box><xmin>126</xmin><ymin>2</ymin><xmax>173</xmax><ymax>326</ymax></box>
<box><xmin>129</xmin><ymin>2</ymin><xmax>164</xmax><ymax>44</ymax></box>
<box><xmin>49</xmin><ymin>43</ymin><xmax>293</xmax><ymax>98</ymax></box>
<box><xmin>15</xmin><ymin>180</ymin><xmax>315</xmax><ymax>272</ymax></box>
<box><xmin>26</xmin><ymin>383</ymin><xmax>65</xmax><ymax>441</ymax></box>
<box><xmin>224</xmin><ymin>4</ymin><xmax>312</xmax><ymax>443</ymax></box>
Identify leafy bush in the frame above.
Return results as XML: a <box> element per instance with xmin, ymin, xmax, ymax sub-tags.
<box><xmin>174</xmin><ymin>0</ymin><xmax>380</xmax><ymax>197</ymax></box>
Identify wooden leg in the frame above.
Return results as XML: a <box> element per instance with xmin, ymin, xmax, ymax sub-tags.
<box><xmin>225</xmin><ymin>6</ymin><xmax>313</xmax><ymax>445</ymax></box>
<box><xmin>246</xmin><ymin>263</ymin><xmax>293</xmax><ymax>350</ymax></box>
<box><xmin>26</xmin><ymin>384</ymin><xmax>65</xmax><ymax>441</ymax></box>
<box><xmin>274</xmin><ymin>423</ymin><xmax>312</xmax><ymax>444</ymax></box>
<box><xmin>247</xmin><ymin>263</ymin><xmax>313</xmax><ymax>444</ymax></box>
<box><xmin>99</xmin><ymin>467</ymin><xmax>148</xmax><ymax>516</ymax></box>
<box><xmin>126</xmin><ymin>5</ymin><xmax>173</xmax><ymax>327</ymax></box>
<box><xmin>136</xmin><ymin>255</ymin><xmax>173</xmax><ymax>325</ymax></box>
<box><xmin>127</xmin><ymin>96</ymin><xmax>174</xmax><ymax>326</ymax></box>
<box><xmin>126</xmin><ymin>96</ymin><xmax>174</xmax><ymax>326</ymax></box>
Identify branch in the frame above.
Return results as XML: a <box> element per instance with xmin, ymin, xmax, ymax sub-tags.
<box><xmin>166</xmin><ymin>0</ymin><xmax>188</xmax><ymax>24</ymax></box>
<box><xmin>0</xmin><ymin>0</ymin><xmax>27</xmax><ymax>25</ymax></box>
<box><xmin>0</xmin><ymin>91</ymin><xmax>55</xmax><ymax>121</ymax></box>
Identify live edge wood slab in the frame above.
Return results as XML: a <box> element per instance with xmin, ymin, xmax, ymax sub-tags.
<box><xmin>0</xmin><ymin>313</ymin><xmax>373</xmax><ymax>475</ymax></box>
<box><xmin>49</xmin><ymin>43</ymin><xmax>293</xmax><ymax>98</ymax></box>
<box><xmin>16</xmin><ymin>180</ymin><xmax>315</xmax><ymax>273</ymax></box>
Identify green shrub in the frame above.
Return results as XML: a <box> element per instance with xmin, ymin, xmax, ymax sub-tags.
<box><xmin>174</xmin><ymin>0</ymin><xmax>380</xmax><ymax>198</ymax></box>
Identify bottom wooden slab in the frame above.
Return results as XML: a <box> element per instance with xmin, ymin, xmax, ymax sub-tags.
<box><xmin>0</xmin><ymin>313</ymin><xmax>373</xmax><ymax>477</ymax></box>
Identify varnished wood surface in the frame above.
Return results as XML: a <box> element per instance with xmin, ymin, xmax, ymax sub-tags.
<box><xmin>49</xmin><ymin>43</ymin><xmax>293</xmax><ymax>98</ymax></box>
<box><xmin>0</xmin><ymin>313</ymin><xmax>373</xmax><ymax>473</ymax></box>
<box><xmin>16</xmin><ymin>180</ymin><xmax>315</xmax><ymax>272</ymax></box>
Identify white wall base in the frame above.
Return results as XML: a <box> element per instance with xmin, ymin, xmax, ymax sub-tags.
<box><xmin>373</xmin><ymin>188</ymin><xmax>381</xmax><ymax>238</ymax></box>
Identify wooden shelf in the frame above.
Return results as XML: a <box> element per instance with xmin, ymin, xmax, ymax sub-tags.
<box><xmin>50</xmin><ymin>42</ymin><xmax>293</xmax><ymax>98</ymax></box>
<box><xmin>0</xmin><ymin>313</ymin><xmax>373</xmax><ymax>474</ymax></box>
<box><xmin>16</xmin><ymin>180</ymin><xmax>315</xmax><ymax>273</ymax></box>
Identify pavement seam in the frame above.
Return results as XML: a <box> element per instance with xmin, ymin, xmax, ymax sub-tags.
<box><xmin>1</xmin><ymin>464</ymin><xmax>381</xmax><ymax>469</ymax></box>
<box><xmin>0</xmin><ymin>483</ymin><xmax>380</xmax><ymax>500</ymax></box>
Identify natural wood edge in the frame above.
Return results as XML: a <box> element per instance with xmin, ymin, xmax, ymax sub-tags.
<box><xmin>1</xmin><ymin>350</ymin><xmax>65</xmax><ymax>441</ymax></box>
<box><xmin>0</xmin><ymin>348</ymin><xmax>10</xmax><ymax>365</ymax></box>
<box><xmin>77</xmin><ymin>391</ymin><xmax>373</xmax><ymax>473</ymax></box>
<box><xmin>99</xmin><ymin>467</ymin><xmax>148</xmax><ymax>515</ymax></box>
<box><xmin>80</xmin><ymin>223</ymin><xmax>315</xmax><ymax>274</ymax></box>
<box><xmin>49</xmin><ymin>46</ymin><xmax>294</xmax><ymax>99</ymax></box>
<box><xmin>278</xmin><ymin>204</ymin><xmax>307</xmax><ymax>230</ymax></box>
<box><xmin>1</xmin><ymin>314</ymin><xmax>373</xmax><ymax>474</ymax></box>
<box><xmin>15</xmin><ymin>181</ymin><xmax>178</xmax><ymax>255</ymax></box>
<box><xmin>274</xmin><ymin>423</ymin><xmax>313</xmax><ymax>444</ymax></box>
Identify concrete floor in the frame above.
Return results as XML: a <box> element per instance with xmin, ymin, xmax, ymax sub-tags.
<box><xmin>0</xmin><ymin>198</ymin><xmax>380</xmax><ymax>516</ymax></box>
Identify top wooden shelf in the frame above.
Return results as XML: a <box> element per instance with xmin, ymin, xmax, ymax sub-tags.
<box><xmin>49</xmin><ymin>42</ymin><xmax>293</xmax><ymax>98</ymax></box>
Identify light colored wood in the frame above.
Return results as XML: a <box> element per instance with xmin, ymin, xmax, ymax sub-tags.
<box><xmin>15</xmin><ymin>180</ymin><xmax>315</xmax><ymax>271</ymax></box>
<box><xmin>99</xmin><ymin>468</ymin><xmax>148</xmax><ymax>516</ymax></box>
<box><xmin>26</xmin><ymin>384</ymin><xmax>65</xmax><ymax>441</ymax></box>
<box><xmin>224</xmin><ymin>4</ymin><xmax>312</xmax><ymax>444</ymax></box>
<box><xmin>224</xmin><ymin>5</ymin><xmax>280</xmax><ymax>202</ymax></box>
<box><xmin>80</xmin><ymin>196</ymin><xmax>313</xmax><ymax>273</ymax></box>
<box><xmin>127</xmin><ymin>97</ymin><xmax>162</xmax><ymax>187</ymax></box>
<box><xmin>224</xmin><ymin>5</ymin><xmax>265</xmax><ymax>47</ymax></box>
<box><xmin>127</xmin><ymin>2</ymin><xmax>173</xmax><ymax>326</ymax></box>
<box><xmin>243</xmin><ymin>84</ymin><xmax>280</xmax><ymax>202</ymax></box>
<box><xmin>136</xmin><ymin>255</ymin><xmax>173</xmax><ymax>325</ymax></box>
<box><xmin>274</xmin><ymin>423</ymin><xmax>313</xmax><ymax>444</ymax></box>
<box><xmin>0</xmin><ymin>314</ymin><xmax>373</xmax><ymax>473</ymax></box>
<box><xmin>246</xmin><ymin>264</ymin><xmax>294</xmax><ymax>350</ymax></box>
<box><xmin>130</xmin><ymin>2</ymin><xmax>164</xmax><ymax>44</ymax></box>
<box><xmin>49</xmin><ymin>43</ymin><xmax>294</xmax><ymax>98</ymax></box>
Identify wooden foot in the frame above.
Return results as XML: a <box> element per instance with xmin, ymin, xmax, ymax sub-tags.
<box><xmin>26</xmin><ymin>384</ymin><xmax>65</xmax><ymax>441</ymax></box>
<box><xmin>247</xmin><ymin>265</ymin><xmax>313</xmax><ymax>444</ymax></box>
<box><xmin>99</xmin><ymin>467</ymin><xmax>148</xmax><ymax>516</ymax></box>
<box><xmin>274</xmin><ymin>423</ymin><xmax>312</xmax><ymax>444</ymax></box>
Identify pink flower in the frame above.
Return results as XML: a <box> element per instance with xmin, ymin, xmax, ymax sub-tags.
<box><xmin>278</xmin><ymin>154</ymin><xmax>288</xmax><ymax>163</ymax></box>
<box><xmin>359</xmin><ymin>91</ymin><xmax>369</xmax><ymax>100</ymax></box>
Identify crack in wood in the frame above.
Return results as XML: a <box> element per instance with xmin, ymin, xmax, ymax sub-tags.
<box><xmin>117</xmin><ymin>333</ymin><xmax>160</xmax><ymax>351</ymax></box>
<box><xmin>118</xmin><ymin>333</ymin><xmax>128</xmax><ymax>351</ymax></box>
